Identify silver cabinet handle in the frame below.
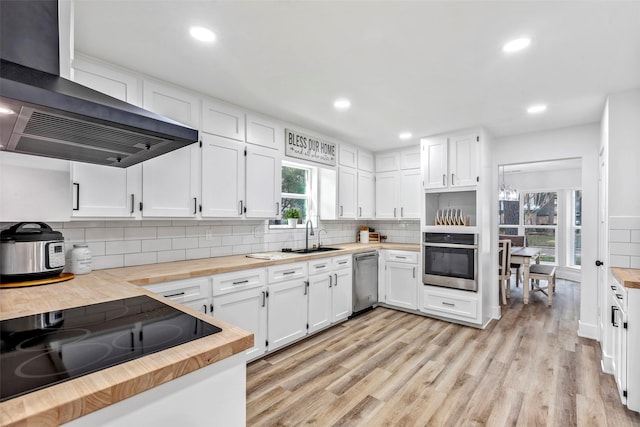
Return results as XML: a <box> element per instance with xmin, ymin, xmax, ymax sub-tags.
<box><xmin>315</xmin><ymin>264</ymin><xmax>326</xmax><ymax>269</ymax></box>
<box><xmin>451</xmin><ymin>173</ymin><xmax>455</xmax><ymax>186</ymax></box>
<box><xmin>359</xmin><ymin>207</ymin><xmax>362</xmax><ymax>217</ymax></box>
<box><xmin>338</xmin><ymin>260</ymin><xmax>348</xmax><ymax>265</ymax></box>
<box><xmin>396</xmin><ymin>256</ymin><xmax>407</xmax><ymax>259</ymax></box>
<box><xmin>304</xmin><ymin>280</ymin><xmax>309</xmax><ymax>295</ymax></box>
<box><xmin>442</xmin><ymin>174</ymin><xmax>446</xmax><ymax>186</ymax></box>
<box><xmin>283</xmin><ymin>271</ymin><xmax>295</xmax><ymax>275</ymax></box>
<box><xmin>442</xmin><ymin>301</ymin><xmax>455</xmax><ymax>307</ymax></box>
<box><xmin>413</xmin><ymin>267</ymin><xmax>416</xmax><ymax>278</ymax></box>
<box><xmin>130</xmin><ymin>194</ymin><xmax>135</xmax><ymax>214</ymax></box>
<box><xmin>276</xmin><ymin>202</ymin><xmax>280</xmax><ymax>216</ymax></box>
<box><xmin>340</xmin><ymin>206</ymin><xmax>344</xmax><ymax>216</ymax></box>
<box><xmin>329</xmin><ymin>275</ymin><xmax>333</xmax><ymax>287</ymax></box>
<box><xmin>73</xmin><ymin>182</ymin><xmax>80</xmax><ymax>210</ymax></box>
<box><xmin>193</xmin><ymin>197</ymin><xmax>197</xmax><ymax>215</ymax></box>
<box><xmin>401</xmin><ymin>207</ymin><xmax>404</xmax><ymax>217</ymax></box>
<box><xmin>232</xmin><ymin>279</ymin><xmax>249</xmax><ymax>285</ymax></box>
<box><xmin>334</xmin><ymin>273</ymin><xmax>338</xmax><ymax>286</ymax></box>
<box><xmin>239</xmin><ymin>200</ymin><xmax>244</xmax><ymax>215</ymax></box>
<box><xmin>261</xmin><ymin>291</ymin><xmax>266</xmax><ymax>307</ymax></box>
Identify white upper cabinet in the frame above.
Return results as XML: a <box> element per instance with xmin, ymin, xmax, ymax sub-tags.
<box><xmin>71</xmin><ymin>162</ymin><xmax>141</xmax><ymax>218</ymax></box>
<box><xmin>141</xmin><ymin>145</ymin><xmax>200</xmax><ymax>217</ymax></box>
<box><xmin>318</xmin><ymin>168</ymin><xmax>338</xmax><ymax>220</ymax></box>
<box><xmin>72</xmin><ymin>55</ymin><xmax>140</xmax><ymax>106</ymax></box>
<box><xmin>245</xmin><ymin>113</ymin><xmax>283</xmax><ymax>150</ymax></box>
<box><xmin>400</xmin><ymin>146</ymin><xmax>421</xmax><ymax>170</ymax></box>
<box><xmin>142</xmin><ymin>80</ymin><xmax>200</xmax><ymax>129</ymax></box>
<box><xmin>201</xmin><ymin>134</ymin><xmax>245</xmax><ymax>218</ymax></box>
<box><xmin>357</xmin><ymin>150</ymin><xmax>374</xmax><ymax>172</ymax></box>
<box><xmin>245</xmin><ymin>144</ymin><xmax>281</xmax><ymax>218</ymax></box>
<box><xmin>339</xmin><ymin>144</ymin><xmax>357</xmax><ymax>168</ymax></box>
<box><xmin>399</xmin><ymin>169</ymin><xmax>422</xmax><ymax>219</ymax></box>
<box><xmin>338</xmin><ymin>166</ymin><xmax>357</xmax><ymax>219</ymax></box>
<box><xmin>0</xmin><ymin>152</ymin><xmax>71</xmax><ymax>222</ymax></box>
<box><xmin>375</xmin><ymin>171</ymin><xmax>397</xmax><ymax>219</ymax></box>
<box><xmin>357</xmin><ymin>170</ymin><xmax>375</xmax><ymax>219</ymax></box>
<box><xmin>202</xmin><ymin>99</ymin><xmax>245</xmax><ymax>141</ymax></box>
<box><xmin>375</xmin><ymin>151</ymin><xmax>399</xmax><ymax>173</ymax></box>
<box><xmin>422</xmin><ymin>133</ymin><xmax>478</xmax><ymax>190</ymax></box>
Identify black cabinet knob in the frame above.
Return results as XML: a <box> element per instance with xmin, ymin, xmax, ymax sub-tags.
<box><xmin>595</xmin><ymin>260</ymin><xmax>604</xmax><ymax>267</ymax></box>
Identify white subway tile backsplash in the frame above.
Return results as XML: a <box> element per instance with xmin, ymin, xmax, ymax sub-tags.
<box><xmin>609</xmin><ymin>229</ymin><xmax>631</xmax><ymax>243</ymax></box>
<box><xmin>86</xmin><ymin>228</ymin><xmax>124</xmax><ymax>241</ymax></box>
<box><xmin>632</xmin><ymin>230</ymin><xmax>640</xmax><ymax>243</ymax></box>
<box><xmin>211</xmin><ymin>246</ymin><xmax>234</xmax><ymax>258</ymax></box>
<box><xmin>125</xmin><ymin>252</ymin><xmax>157</xmax><ymax>267</ymax></box>
<box><xmin>61</xmin><ymin>228</ymin><xmax>85</xmax><ymax>241</ymax></box>
<box><xmin>198</xmin><ymin>236</ymin><xmax>223</xmax><ymax>248</ymax></box>
<box><xmin>141</xmin><ymin>239</ymin><xmax>172</xmax><ymax>252</ymax></box>
<box><xmin>172</xmin><ymin>237</ymin><xmax>199</xmax><ymax>250</ymax></box>
<box><xmin>141</xmin><ymin>220</ymin><xmax>172</xmax><ymax>227</ymax></box>
<box><xmin>185</xmin><ymin>248</ymin><xmax>211</xmax><ymax>259</ymax></box>
<box><xmin>157</xmin><ymin>250</ymin><xmax>186</xmax><ymax>263</ymax></box>
<box><xmin>630</xmin><ymin>257</ymin><xmax>640</xmax><ymax>269</ymax></box>
<box><xmin>106</xmin><ymin>220</ymin><xmax>140</xmax><ymax>228</ymax></box>
<box><xmin>106</xmin><ymin>240</ymin><xmax>141</xmax><ymax>255</ymax></box>
<box><xmin>610</xmin><ymin>255</ymin><xmax>631</xmax><ymax>268</ymax></box>
<box><xmin>157</xmin><ymin>226</ymin><xmax>186</xmax><ymax>238</ymax></box>
<box><xmin>609</xmin><ymin>216</ymin><xmax>640</xmax><ymax>229</ymax></box>
<box><xmin>222</xmin><ymin>235</ymin><xmax>243</xmax><ymax>246</ymax></box>
<box><xmin>63</xmin><ymin>221</ymin><xmax>105</xmax><ymax>229</ymax></box>
<box><xmin>92</xmin><ymin>254</ymin><xmax>124</xmax><ymax>270</ymax></box>
<box><xmin>124</xmin><ymin>227</ymin><xmax>157</xmax><ymax>240</ymax></box>
<box><xmin>87</xmin><ymin>242</ymin><xmax>106</xmax><ymax>257</ymax></box>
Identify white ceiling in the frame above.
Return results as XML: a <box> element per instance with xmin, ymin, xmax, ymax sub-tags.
<box><xmin>73</xmin><ymin>1</ymin><xmax>640</xmax><ymax>152</ymax></box>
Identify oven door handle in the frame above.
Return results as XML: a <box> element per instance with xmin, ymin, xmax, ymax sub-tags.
<box><xmin>423</xmin><ymin>243</ymin><xmax>478</xmax><ymax>250</ymax></box>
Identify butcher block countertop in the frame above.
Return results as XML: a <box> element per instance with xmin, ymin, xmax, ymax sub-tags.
<box><xmin>611</xmin><ymin>267</ymin><xmax>640</xmax><ymax>289</ymax></box>
<box><xmin>106</xmin><ymin>242</ymin><xmax>419</xmax><ymax>286</ymax></box>
<box><xmin>0</xmin><ymin>242</ymin><xmax>417</xmax><ymax>426</ymax></box>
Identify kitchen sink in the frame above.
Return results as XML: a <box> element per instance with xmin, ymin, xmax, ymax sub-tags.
<box><xmin>291</xmin><ymin>247</ymin><xmax>341</xmax><ymax>254</ymax></box>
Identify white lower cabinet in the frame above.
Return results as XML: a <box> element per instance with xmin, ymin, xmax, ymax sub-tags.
<box><xmin>143</xmin><ymin>277</ymin><xmax>212</xmax><ymax>315</ymax></box>
<box><xmin>382</xmin><ymin>250</ymin><xmax>418</xmax><ymax>310</ymax></box>
<box><xmin>331</xmin><ymin>256</ymin><xmax>353</xmax><ymax>322</ymax></box>
<box><xmin>420</xmin><ymin>285</ymin><xmax>480</xmax><ymax>324</ymax></box>
<box><xmin>267</xmin><ymin>277</ymin><xmax>309</xmax><ymax>352</ymax></box>
<box><xmin>307</xmin><ymin>256</ymin><xmax>353</xmax><ymax>334</ymax></box>
<box><xmin>211</xmin><ymin>268</ymin><xmax>268</xmax><ymax>361</ymax></box>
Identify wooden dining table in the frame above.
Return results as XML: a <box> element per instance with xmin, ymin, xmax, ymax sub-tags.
<box><xmin>510</xmin><ymin>246</ymin><xmax>542</xmax><ymax>304</ymax></box>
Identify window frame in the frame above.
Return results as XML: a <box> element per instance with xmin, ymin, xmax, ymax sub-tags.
<box><xmin>269</xmin><ymin>161</ymin><xmax>317</xmax><ymax>229</ymax></box>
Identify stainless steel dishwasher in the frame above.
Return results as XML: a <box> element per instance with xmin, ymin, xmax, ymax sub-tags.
<box><xmin>353</xmin><ymin>251</ymin><xmax>379</xmax><ymax>314</ymax></box>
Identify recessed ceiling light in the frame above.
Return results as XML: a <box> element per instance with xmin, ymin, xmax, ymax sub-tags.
<box><xmin>527</xmin><ymin>104</ymin><xmax>547</xmax><ymax>114</ymax></box>
<box><xmin>503</xmin><ymin>37</ymin><xmax>531</xmax><ymax>53</ymax></box>
<box><xmin>190</xmin><ymin>26</ymin><xmax>216</xmax><ymax>42</ymax></box>
<box><xmin>399</xmin><ymin>132</ymin><xmax>412</xmax><ymax>140</ymax></box>
<box><xmin>333</xmin><ymin>98</ymin><xmax>351</xmax><ymax>110</ymax></box>
<box><xmin>0</xmin><ymin>106</ymin><xmax>15</xmax><ymax>115</ymax></box>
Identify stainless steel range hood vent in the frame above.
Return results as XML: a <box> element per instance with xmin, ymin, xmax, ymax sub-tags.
<box><xmin>0</xmin><ymin>0</ymin><xmax>198</xmax><ymax>168</ymax></box>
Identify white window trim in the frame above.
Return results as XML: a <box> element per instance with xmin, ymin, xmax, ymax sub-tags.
<box><xmin>269</xmin><ymin>161</ymin><xmax>318</xmax><ymax>229</ymax></box>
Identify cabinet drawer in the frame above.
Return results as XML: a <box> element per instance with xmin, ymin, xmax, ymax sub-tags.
<box><xmin>268</xmin><ymin>262</ymin><xmax>308</xmax><ymax>283</ymax></box>
<box><xmin>212</xmin><ymin>268</ymin><xmax>267</xmax><ymax>296</ymax></box>
<box><xmin>143</xmin><ymin>277</ymin><xmax>210</xmax><ymax>304</ymax></box>
<box><xmin>332</xmin><ymin>255</ymin><xmax>352</xmax><ymax>270</ymax></box>
<box><xmin>610</xmin><ymin>276</ymin><xmax>628</xmax><ymax>312</ymax></box>
<box><xmin>386</xmin><ymin>250</ymin><xmax>418</xmax><ymax>264</ymax></box>
<box><xmin>308</xmin><ymin>259</ymin><xmax>331</xmax><ymax>275</ymax></box>
<box><xmin>421</xmin><ymin>287</ymin><xmax>478</xmax><ymax>321</ymax></box>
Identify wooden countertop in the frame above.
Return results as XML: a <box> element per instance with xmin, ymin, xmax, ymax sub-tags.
<box><xmin>105</xmin><ymin>242</ymin><xmax>420</xmax><ymax>286</ymax></box>
<box><xmin>611</xmin><ymin>267</ymin><xmax>640</xmax><ymax>289</ymax></box>
<box><xmin>0</xmin><ymin>242</ymin><xmax>418</xmax><ymax>426</ymax></box>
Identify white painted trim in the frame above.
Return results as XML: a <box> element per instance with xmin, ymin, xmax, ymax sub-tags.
<box><xmin>578</xmin><ymin>320</ymin><xmax>599</xmax><ymax>340</ymax></box>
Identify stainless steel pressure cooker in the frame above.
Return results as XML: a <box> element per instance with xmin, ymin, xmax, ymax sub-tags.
<box><xmin>0</xmin><ymin>222</ymin><xmax>65</xmax><ymax>282</ymax></box>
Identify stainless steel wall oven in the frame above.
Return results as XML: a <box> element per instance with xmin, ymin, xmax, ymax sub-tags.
<box><xmin>423</xmin><ymin>232</ymin><xmax>478</xmax><ymax>291</ymax></box>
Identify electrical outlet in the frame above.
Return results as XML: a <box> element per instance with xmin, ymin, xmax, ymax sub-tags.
<box><xmin>205</xmin><ymin>230</ymin><xmax>214</xmax><ymax>241</ymax></box>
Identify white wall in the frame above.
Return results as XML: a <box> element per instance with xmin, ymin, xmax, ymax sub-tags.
<box><xmin>493</xmin><ymin>123</ymin><xmax>600</xmax><ymax>339</ymax></box>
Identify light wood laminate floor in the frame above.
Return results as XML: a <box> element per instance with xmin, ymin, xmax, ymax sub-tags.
<box><xmin>247</xmin><ymin>280</ymin><xmax>640</xmax><ymax>426</ymax></box>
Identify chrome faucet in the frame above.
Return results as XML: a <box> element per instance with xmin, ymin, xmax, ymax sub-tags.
<box><xmin>305</xmin><ymin>219</ymin><xmax>315</xmax><ymax>252</ymax></box>
<box><xmin>317</xmin><ymin>228</ymin><xmax>327</xmax><ymax>248</ymax></box>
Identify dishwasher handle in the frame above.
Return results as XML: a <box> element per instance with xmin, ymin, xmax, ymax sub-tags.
<box><xmin>354</xmin><ymin>252</ymin><xmax>378</xmax><ymax>261</ymax></box>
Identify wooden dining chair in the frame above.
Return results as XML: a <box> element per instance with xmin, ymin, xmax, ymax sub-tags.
<box><xmin>528</xmin><ymin>264</ymin><xmax>557</xmax><ymax>306</ymax></box>
<box><xmin>499</xmin><ymin>234</ymin><xmax>525</xmax><ymax>286</ymax></box>
<box><xmin>498</xmin><ymin>239</ymin><xmax>512</xmax><ymax>305</ymax></box>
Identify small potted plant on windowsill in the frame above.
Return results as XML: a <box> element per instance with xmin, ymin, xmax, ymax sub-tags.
<box><xmin>284</xmin><ymin>208</ymin><xmax>301</xmax><ymax>228</ymax></box>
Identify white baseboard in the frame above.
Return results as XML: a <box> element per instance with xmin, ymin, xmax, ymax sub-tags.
<box><xmin>578</xmin><ymin>320</ymin><xmax>599</xmax><ymax>340</ymax></box>
<box><xmin>601</xmin><ymin>354</ymin><xmax>614</xmax><ymax>375</ymax></box>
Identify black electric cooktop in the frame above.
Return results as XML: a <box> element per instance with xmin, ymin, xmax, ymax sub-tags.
<box><xmin>0</xmin><ymin>295</ymin><xmax>222</xmax><ymax>402</ymax></box>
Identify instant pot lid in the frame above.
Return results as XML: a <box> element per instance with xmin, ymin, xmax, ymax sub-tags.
<box><xmin>0</xmin><ymin>222</ymin><xmax>64</xmax><ymax>242</ymax></box>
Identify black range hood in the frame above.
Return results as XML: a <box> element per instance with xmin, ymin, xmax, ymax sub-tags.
<box><xmin>0</xmin><ymin>0</ymin><xmax>198</xmax><ymax>168</ymax></box>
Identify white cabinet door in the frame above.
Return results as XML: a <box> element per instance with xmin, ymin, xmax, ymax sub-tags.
<box><xmin>143</xmin><ymin>80</ymin><xmax>200</xmax><ymax>129</ymax></box>
<box><xmin>245</xmin><ymin>145</ymin><xmax>281</xmax><ymax>218</ymax></box>
<box><xmin>357</xmin><ymin>170</ymin><xmax>375</xmax><ymax>219</ymax></box>
<box><xmin>202</xmin><ymin>99</ymin><xmax>245</xmax><ymax>142</ymax></box>
<box><xmin>422</xmin><ymin>136</ymin><xmax>448</xmax><ymax>190</ymax></box>
<box><xmin>0</xmin><ymin>152</ymin><xmax>71</xmax><ymax>222</ymax></box>
<box><xmin>400</xmin><ymin>146</ymin><xmax>421</xmax><ymax>170</ymax></box>
<box><xmin>339</xmin><ymin>144</ymin><xmax>357</xmax><ymax>168</ymax></box>
<box><xmin>385</xmin><ymin>262</ymin><xmax>418</xmax><ymax>310</ymax></box>
<box><xmin>73</xmin><ymin>55</ymin><xmax>140</xmax><ymax>105</ymax></box>
<box><xmin>201</xmin><ymin>134</ymin><xmax>245</xmax><ymax>218</ymax></box>
<box><xmin>267</xmin><ymin>279</ymin><xmax>308</xmax><ymax>352</ymax></box>
<box><xmin>308</xmin><ymin>274</ymin><xmax>332</xmax><ymax>333</ymax></box>
<box><xmin>375</xmin><ymin>151</ymin><xmax>399</xmax><ymax>173</ymax></box>
<box><xmin>332</xmin><ymin>268</ymin><xmax>353</xmax><ymax>322</ymax></box>
<box><xmin>375</xmin><ymin>171</ymin><xmax>397</xmax><ymax>219</ymax></box>
<box><xmin>399</xmin><ymin>169</ymin><xmax>422</xmax><ymax>219</ymax></box>
<box><xmin>71</xmin><ymin>162</ymin><xmax>141</xmax><ymax>217</ymax></box>
<box><xmin>449</xmin><ymin>134</ymin><xmax>478</xmax><ymax>188</ymax></box>
<box><xmin>338</xmin><ymin>167</ymin><xmax>357</xmax><ymax>219</ymax></box>
<box><xmin>318</xmin><ymin>168</ymin><xmax>337</xmax><ymax>220</ymax></box>
<box><xmin>142</xmin><ymin>145</ymin><xmax>200</xmax><ymax>217</ymax></box>
<box><xmin>358</xmin><ymin>150</ymin><xmax>374</xmax><ymax>172</ymax></box>
<box><xmin>213</xmin><ymin>287</ymin><xmax>267</xmax><ymax>360</ymax></box>
<box><xmin>246</xmin><ymin>113</ymin><xmax>283</xmax><ymax>150</ymax></box>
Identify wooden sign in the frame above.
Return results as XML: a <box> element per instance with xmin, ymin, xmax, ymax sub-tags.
<box><xmin>284</xmin><ymin>128</ymin><xmax>336</xmax><ymax>166</ymax></box>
